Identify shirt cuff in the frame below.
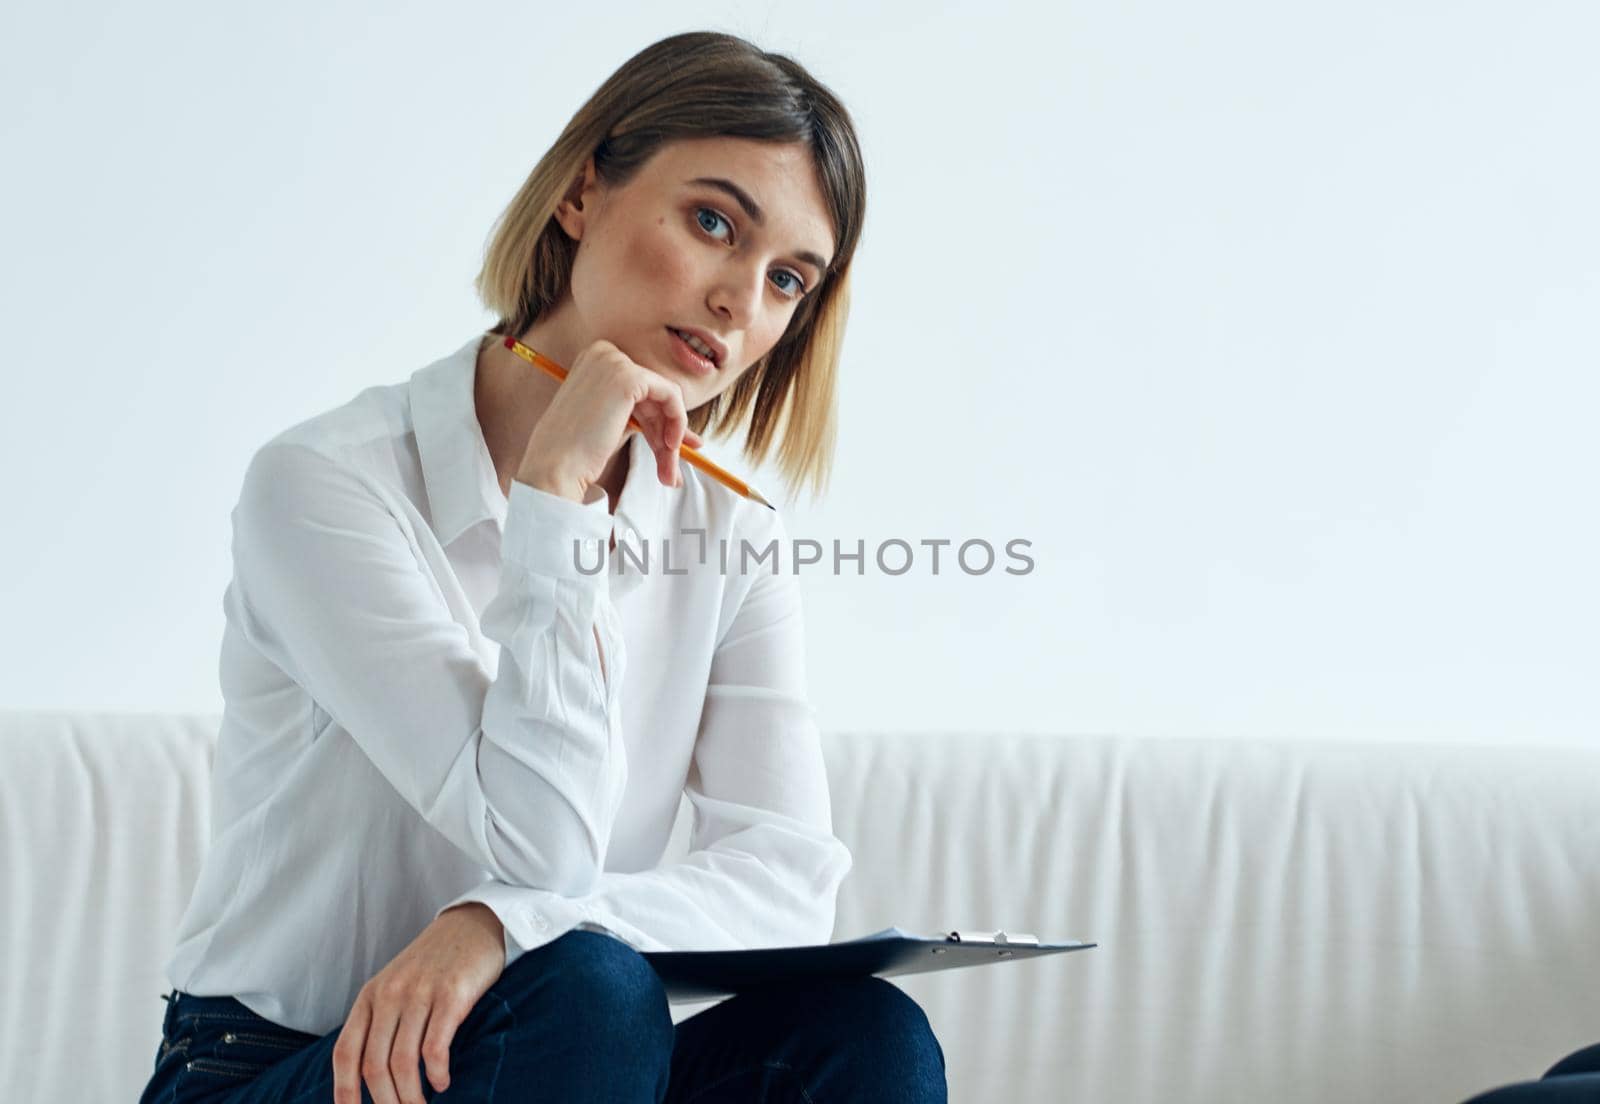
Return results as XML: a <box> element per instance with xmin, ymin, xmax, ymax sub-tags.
<box><xmin>437</xmin><ymin>881</ymin><xmax>587</xmax><ymax>970</ymax></box>
<box><xmin>573</xmin><ymin>920</ymin><xmax>639</xmax><ymax>950</ymax></box>
<box><xmin>503</xmin><ymin>478</ymin><xmax>612</xmax><ymax>582</ymax></box>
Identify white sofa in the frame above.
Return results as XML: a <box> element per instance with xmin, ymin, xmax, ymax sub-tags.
<box><xmin>3</xmin><ymin>711</ymin><xmax>1598</xmax><ymax>1102</ymax></box>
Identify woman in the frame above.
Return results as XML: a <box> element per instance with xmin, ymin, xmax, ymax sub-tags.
<box><xmin>139</xmin><ymin>30</ymin><xmax>947</xmax><ymax>1104</ymax></box>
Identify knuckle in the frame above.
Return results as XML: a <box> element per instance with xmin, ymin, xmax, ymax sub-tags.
<box><xmin>378</xmin><ymin>980</ymin><xmax>414</xmax><ymax>1005</ymax></box>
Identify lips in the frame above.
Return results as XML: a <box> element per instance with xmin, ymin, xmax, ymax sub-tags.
<box><xmin>666</xmin><ymin>328</ymin><xmax>717</xmax><ymax>377</ymax></box>
<box><xmin>668</xmin><ymin>326</ymin><xmax>726</xmax><ymax>367</ymax></box>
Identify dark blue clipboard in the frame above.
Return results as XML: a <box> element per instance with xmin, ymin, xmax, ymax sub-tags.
<box><xmin>642</xmin><ymin>927</ymin><xmax>1097</xmax><ymax>1003</ymax></box>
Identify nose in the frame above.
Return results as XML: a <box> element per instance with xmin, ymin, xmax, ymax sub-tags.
<box><xmin>706</xmin><ymin>259</ymin><xmax>764</xmax><ymax>331</ymax></box>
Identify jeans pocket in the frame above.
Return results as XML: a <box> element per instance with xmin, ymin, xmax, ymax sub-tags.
<box><xmin>176</xmin><ymin>1008</ymin><xmax>267</xmax><ymax>1028</ymax></box>
<box><xmin>213</xmin><ymin>1024</ymin><xmax>316</xmax><ymax>1081</ymax></box>
<box><xmin>183</xmin><ymin>1056</ymin><xmax>262</xmax><ymax>1080</ymax></box>
<box><xmin>169</xmin><ymin>1000</ymin><xmax>313</xmax><ymax>1088</ymax></box>
<box><xmin>220</xmin><ymin>1029</ymin><xmax>306</xmax><ymax>1053</ymax></box>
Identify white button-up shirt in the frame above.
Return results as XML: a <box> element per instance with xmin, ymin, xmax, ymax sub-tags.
<box><xmin>165</xmin><ymin>331</ymin><xmax>852</xmax><ymax>1035</ymax></box>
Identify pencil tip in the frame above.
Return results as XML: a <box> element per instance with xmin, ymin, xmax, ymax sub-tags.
<box><xmin>750</xmin><ymin>489</ymin><xmax>776</xmax><ymax>510</ymax></box>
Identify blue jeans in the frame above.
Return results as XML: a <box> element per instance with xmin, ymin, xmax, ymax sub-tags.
<box><xmin>139</xmin><ymin>929</ymin><xmax>947</xmax><ymax>1102</ymax></box>
<box><xmin>1461</xmin><ymin>1044</ymin><xmax>1600</xmax><ymax>1103</ymax></box>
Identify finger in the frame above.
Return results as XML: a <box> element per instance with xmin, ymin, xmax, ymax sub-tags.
<box><xmin>421</xmin><ymin>994</ymin><xmax>470</xmax><ymax>1094</ymax></box>
<box><xmin>683</xmin><ymin>427</ymin><xmax>704</xmax><ymax>449</ymax></box>
<box><xmin>660</xmin><ymin>418</ymin><xmax>682</xmax><ymax>486</ymax></box>
<box><xmin>627</xmin><ymin>367</ymin><xmax>689</xmax><ymax>482</ymax></box>
<box><xmin>633</xmin><ymin>368</ymin><xmax>689</xmax><ymax>448</ymax></box>
<box><xmin>629</xmin><ymin>410</ymin><xmax>672</xmax><ymax>484</ymax></box>
<box><xmin>654</xmin><ymin>403</ymin><xmax>687</xmax><ymax>484</ymax></box>
<box><xmin>361</xmin><ymin>997</ymin><xmax>404</xmax><ymax>1104</ymax></box>
<box><xmin>670</xmin><ymin>415</ymin><xmax>689</xmax><ymax>484</ymax></box>
<box><xmin>658</xmin><ymin>425</ymin><xmax>682</xmax><ymax>487</ymax></box>
<box><xmin>632</xmin><ymin>406</ymin><xmax>679</xmax><ymax>487</ymax></box>
<box><xmin>332</xmin><ymin>997</ymin><xmax>372</xmax><ymax>1104</ymax></box>
<box><xmin>389</xmin><ymin>1003</ymin><xmax>433</xmax><ymax>1104</ymax></box>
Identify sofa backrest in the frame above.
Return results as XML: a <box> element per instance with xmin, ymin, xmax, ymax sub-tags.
<box><xmin>4</xmin><ymin>712</ymin><xmax>1598</xmax><ymax>1102</ymax></box>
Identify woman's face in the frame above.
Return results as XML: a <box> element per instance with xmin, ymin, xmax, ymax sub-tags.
<box><xmin>550</xmin><ymin>136</ymin><xmax>837</xmax><ymax>408</ymax></box>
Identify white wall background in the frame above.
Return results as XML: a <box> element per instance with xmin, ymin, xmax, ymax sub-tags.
<box><xmin>1</xmin><ymin>1</ymin><xmax>1595</xmax><ymax>744</ymax></box>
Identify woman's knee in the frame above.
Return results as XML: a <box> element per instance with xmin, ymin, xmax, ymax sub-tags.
<box><xmin>832</xmin><ymin>977</ymin><xmax>941</xmax><ymax>1048</ymax></box>
<box><xmin>488</xmin><ymin>928</ymin><xmax>673</xmax><ymax>1049</ymax></box>
<box><xmin>790</xmin><ymin>977</ymin><xmax>944</xmax><ymax>1076</ymax></box>
<box><xmin>804</xmin><ymin>977</ymin><xmax>947</xmax><ymax>1101</ymax></box>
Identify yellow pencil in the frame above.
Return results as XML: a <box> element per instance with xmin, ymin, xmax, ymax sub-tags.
<box><xmin>501</xmin><ymin>335</ymin><xmax>774</xmax><ymax>510</ymax></box>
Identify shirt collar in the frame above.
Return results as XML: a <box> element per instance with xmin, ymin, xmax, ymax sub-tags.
<box><xmin>411</xmin><ymin>331</ymin><xmax>669</xmax><ymax>550</ymax></box>
<box><xmin>612</xmin><ymin>429</ymin><xmax>668</xmax><ymax>551</ymax></box>
<box><xmin>411</xmin><ymin>332</ymin><xmax>507</xmax><ymax>548</ymax></box>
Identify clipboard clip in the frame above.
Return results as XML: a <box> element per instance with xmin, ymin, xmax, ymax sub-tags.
<box><xmin>945</xmin><ymin>930</ymin><xmax>1040</xmax><ymax>947</ymax></box>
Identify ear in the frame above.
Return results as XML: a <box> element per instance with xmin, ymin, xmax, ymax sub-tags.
<box><xmin>553</xmin><ymin>155</ymin><xmax>600</xmax><ymax>241</ymax></box>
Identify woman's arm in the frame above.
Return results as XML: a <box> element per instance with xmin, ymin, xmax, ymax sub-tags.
<box><xmin>441</xmin><ymin>509</ymin><xmax>854</xmax><ymax>957</ymax></box>
<box><xmin>231</xmin><ymin>440</ymin><xmax>625</xmax><ymax>895</ymax></box>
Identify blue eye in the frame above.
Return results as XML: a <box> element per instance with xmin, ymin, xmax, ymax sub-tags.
<box><xmin>693</xmin><ymin>207</ymin><xmax>807</xmax><ymax>299</ymax></box>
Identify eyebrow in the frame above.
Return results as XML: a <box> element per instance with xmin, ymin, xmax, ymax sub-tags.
<box><xmin>686</xmin><ymin>176</ymin><xmax>832</xmax><ymax>276</ymax></box>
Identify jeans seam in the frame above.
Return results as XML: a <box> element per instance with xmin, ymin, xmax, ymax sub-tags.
<box><xmin>483</xmin><ymin>990</ymin><xmax>513</xmax><ymax>1098</ymax></box>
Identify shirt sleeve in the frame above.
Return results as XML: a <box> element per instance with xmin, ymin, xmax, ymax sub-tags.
<box><xmin>228</xmin><ymin>441</ymin><xmax>627</xmax><ymax>897</ymax></box>
<box><xmin>438</xmin><ymin>512</ymin><xmax>853</xmax><ymax>961</ymax></box>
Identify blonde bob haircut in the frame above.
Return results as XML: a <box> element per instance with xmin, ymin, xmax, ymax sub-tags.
<box><xmin>475</xmin><ymin>31</ymin><xmax>867</xmax><ymax>502</ymax></box>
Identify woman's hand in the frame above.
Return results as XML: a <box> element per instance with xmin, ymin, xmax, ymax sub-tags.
<box><xmin>516</xmin><ymin>338</ymin><xmax>704</xmax><ymax>502</ymax></box>
<box><xmin>332</xmin><ymin>902</ymin><xmax>506</xmax><ymax>1104</ymax></box>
